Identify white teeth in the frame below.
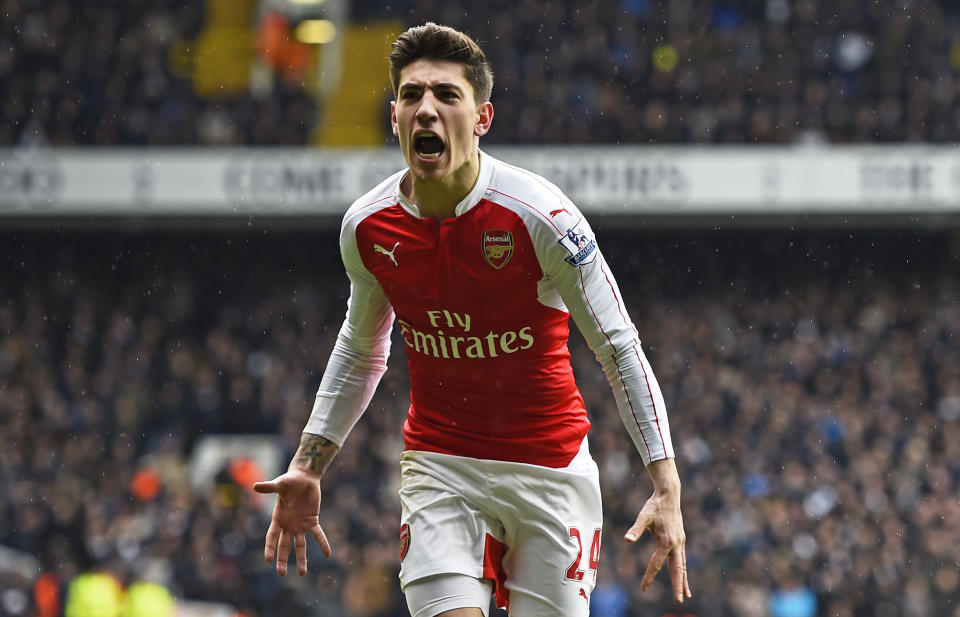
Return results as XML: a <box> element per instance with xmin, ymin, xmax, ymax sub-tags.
<box><xmin>419</xmin><ymin>152</ymin><xmax>441</xmax><ymax>160</ymax></box>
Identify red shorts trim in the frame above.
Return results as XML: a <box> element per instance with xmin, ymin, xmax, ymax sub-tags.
<box><xmin>482</xmin><ymin>533</ymin><xmax>509</xmax><ymax>611</ymax></box>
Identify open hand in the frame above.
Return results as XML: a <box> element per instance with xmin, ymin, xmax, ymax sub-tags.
<box><xmin>253</xmin><ymin>469</ymin><xmax>331</xmax><ymax>576</ymax></box>
<box><xmin>624</xmin><ymin>468</ymin><xmax>691</xmax><ymax>603</ymax></box>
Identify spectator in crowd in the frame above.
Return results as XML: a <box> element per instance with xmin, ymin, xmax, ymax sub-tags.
<box><xmin>2</xmin><ymin>229</ymin><xmax>958</xmax><ymax>617</ymax></box>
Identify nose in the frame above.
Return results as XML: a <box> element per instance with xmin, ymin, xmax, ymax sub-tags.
<box><xmin>415</xmin><ymin>91</ymin><xmax>439</xmax><ymax>123</ymax></box>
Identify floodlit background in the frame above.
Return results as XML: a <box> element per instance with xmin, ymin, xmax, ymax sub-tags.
<box><xmin>2</xmin><ymin>2</ymin><xmax>959</xmax><ymax>617</ymax></box>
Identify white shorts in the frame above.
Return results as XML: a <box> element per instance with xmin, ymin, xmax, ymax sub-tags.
<box><xmin>398</xmin><ymin>438</ymin><xmax>603</xmax><ymax>617</ymax></box>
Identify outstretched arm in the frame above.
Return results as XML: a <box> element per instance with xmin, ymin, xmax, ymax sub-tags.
<box><xmin>624</xmin><ymin>457</ymin><xmax>691</xmax><ymax>603</ymax></box>
<box><xmin>252</xmin><ymin>202</ymin><xmax>395</xmax><ymax>576</ymax></box>
<box><xmin>532</xmin><ymin>206</ymin><xmax>690</xmax><ymax>601</ymax></box>
<box><xmin>253</xmin><ymin>433</ymin><xmax>340</xmax><ymax>576</ymax></box>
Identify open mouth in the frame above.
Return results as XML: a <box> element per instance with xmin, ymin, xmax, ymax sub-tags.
<box><xmin>414</xmin><ymin>133</ymin><xmax>445</xmax><ymax>160</ymax></box>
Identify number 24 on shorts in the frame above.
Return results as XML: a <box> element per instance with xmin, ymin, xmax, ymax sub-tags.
<box><xmin>566</xmin><ymin>527</ymin><xmax>601</xmax><ymax>581</ymax></box>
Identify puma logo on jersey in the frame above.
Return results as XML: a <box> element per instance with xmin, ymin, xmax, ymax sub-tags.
<box><xmin>550</xmin><ymin>207</ymin><xmax>571</xmax><ymax>217</ymax></box>
<box><xmin>579</xmin><ymin>588</ymin><xmax>589</xmax><ymax>601</ymax></box>
<box><xmin>374</xmin><ymin>241</ymin><xmax>400</xmax><ymax>266</ymax></box>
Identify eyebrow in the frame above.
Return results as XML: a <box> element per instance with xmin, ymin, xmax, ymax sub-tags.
<box><xmin>398</xmin><ymin>81</ymin><xmax>465</xmax><ymax>94</ymax></box>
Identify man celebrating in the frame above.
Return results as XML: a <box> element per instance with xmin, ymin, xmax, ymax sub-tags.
<box><xmin>254</xmin><ymin>22</ymin><xmax>691</xmax><ymax>617</ymax></box>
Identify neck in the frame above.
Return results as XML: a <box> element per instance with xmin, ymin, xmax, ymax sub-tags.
<box><xmin>404</xmin><ymin>150</ymin><xmax>481</xmax><ymax>221</ymax></box>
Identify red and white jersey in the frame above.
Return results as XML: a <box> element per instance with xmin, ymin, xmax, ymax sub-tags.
<box><xmin>304</xmin><ymin>151</ymin><xmax>673</xmax><ymax>468</ymax></box>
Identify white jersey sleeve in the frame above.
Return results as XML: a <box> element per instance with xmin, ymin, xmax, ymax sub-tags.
<box><xmin>529</xmin><ymin>195</ymin><xmax>674</xmax><ymax>466</ymax></box>
<box><xmin>302</xmin><ymin>200</ymin><xmax>396</xmax><ymax>446</ymax></box>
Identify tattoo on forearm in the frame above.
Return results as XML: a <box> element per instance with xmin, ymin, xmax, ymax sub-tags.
<box><xmin>293</xmin><ymin>434</ymin><xmax>338</xmax><ymax>475</ymax></box>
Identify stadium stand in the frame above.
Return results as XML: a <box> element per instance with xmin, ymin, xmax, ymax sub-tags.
<box><xmin>0</xmin><ymin>0</ymin><xmax>317</xmax><ymax>146</ymax></box>
<box><xmin>2</xmin><ymin>229</ymin><xmax>958</xmax><ymax>617</ymax></box>
<box><xmin>2</xmin><ymin>1</ymin><xmax>959</xmax><ymax>146</ymax></box>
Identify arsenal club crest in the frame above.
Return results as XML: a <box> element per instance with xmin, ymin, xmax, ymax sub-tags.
<box><xmin>482</xmin><ymin>230</ymin><xmax>514</xmax><ymax>269</ymax></box>
<box><xmin>400</xmin><ymin>523</ymin><xmax>411</xmax><ymax>561</ymax></box>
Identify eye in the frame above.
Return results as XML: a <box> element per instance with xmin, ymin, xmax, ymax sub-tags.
<box><xmin>400</xmin><ymin>90</ymin><xmax>421</xmax><ymax>100</ymax></box>
<box><xmin>440</xmin><ymin>91</ymin><xmax>460</xmax><ymax>100</ymax></box>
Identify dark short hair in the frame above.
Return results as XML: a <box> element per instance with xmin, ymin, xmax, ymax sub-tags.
<box><xmin>388</xmin><ymin>22</ymin><xmax>494</xmax><ymax>103</ymax></box>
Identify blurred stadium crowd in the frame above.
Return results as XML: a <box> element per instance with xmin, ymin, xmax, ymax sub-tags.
<box><xmin>2</xmin><ymin>0</ymin><xmax>959</xmax><ymax>146</ymax></box>
<box><xmin>2</xmin><ymin>229</ymin><xmax>958</xmax><ymax>617</ymax></box>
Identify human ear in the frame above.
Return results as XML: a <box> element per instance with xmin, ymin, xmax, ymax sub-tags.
<box><xmin>474</xmin><ymin>101</ymin><xmax>494</xmax><ymax>137</ymax></box>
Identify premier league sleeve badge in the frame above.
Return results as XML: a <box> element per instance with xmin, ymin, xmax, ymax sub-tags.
<box><xmin>558</xmin><ymin>219</ymin><xmax>597</xmax><ymax>266</ymax></box>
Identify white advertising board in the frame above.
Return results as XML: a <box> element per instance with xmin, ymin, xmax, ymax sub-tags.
<box><xmin>1</xmin><ymin>146</ymin><xmax>958</xmax><ymax>217</ymax></box>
